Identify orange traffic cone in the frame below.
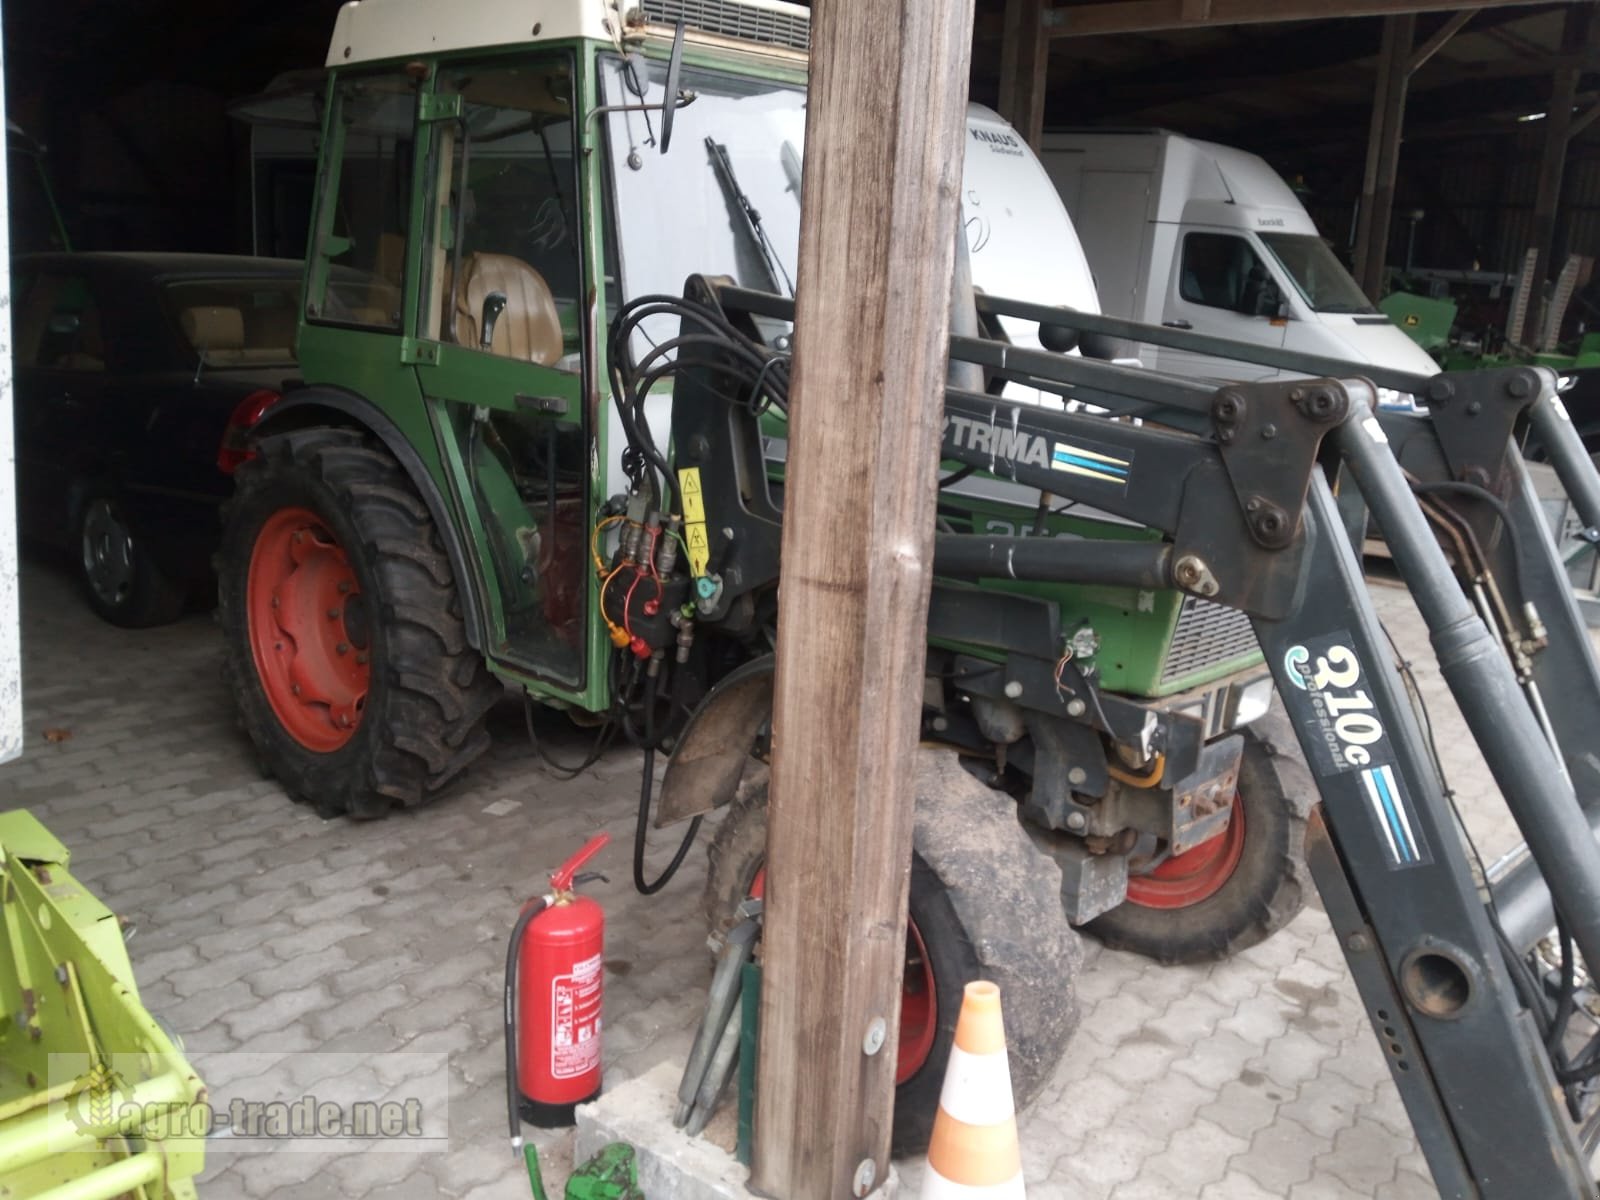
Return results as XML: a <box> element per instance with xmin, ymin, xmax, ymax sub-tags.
<box><xmin>921</xmin><ymin>980</ymin><xmax>1025</xmax><ymax>1198</ymax></box>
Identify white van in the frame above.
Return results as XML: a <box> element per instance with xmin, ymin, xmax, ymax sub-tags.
<box><xmin>1038</xmin><ymin>130</ymin><xmax>1439</xmax><ymax>392</ymax></box>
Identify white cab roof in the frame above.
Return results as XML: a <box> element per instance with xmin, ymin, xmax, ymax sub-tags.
<box><xmin>327</xmin><ymin>0</ymin><xmax>811</xmax><ymax>67</ymax></box>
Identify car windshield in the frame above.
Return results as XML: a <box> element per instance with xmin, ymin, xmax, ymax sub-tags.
<box><xmin>1257</xmin><ymin>233</ymin><xmax>1375</xmax><ymax>314</ymax></box>
<box><xmin>165</xmin><ymin>278</ymin><xmax>300</xmax><ymax>367</ymax></box>
<box><xmin>601</xmin><ymin>56</ymin><xmax>804</xmax><ymax>348</ymax></box>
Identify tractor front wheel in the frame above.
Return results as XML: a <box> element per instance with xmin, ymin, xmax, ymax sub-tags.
<box><xmin>217</xmin><ymin>428</ymin><xmax>501</xmax><ymax>819</ymax></box>
<box><xmin>702</xmin><ymin>749</ymin><xmax>1081</xmax><ymax>1157</ymax></box>
<box><xmin>1084</xmin><ymin>708</ymin><xmax>1311</xmax><ymax>964</ymax></box>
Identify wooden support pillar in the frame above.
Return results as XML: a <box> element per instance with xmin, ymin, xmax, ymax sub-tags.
<box><xmin>1529</xmin><ymin>4</ymin><xmax>1595</xmax><ymax>304</ymax></box>
<box><xmin>997</xmin><ymin>0</ymin><xmax>1048</xmax><ymax>148</ymax></box>
<box><xmin>749</xmin><ymin>1</ymin><xmax>976</xmax><ymax>1197</ymax></box>
<box><xmin>1354</xmin><ymin>12</ymin><xmax>1415</xmax><ymax>300</ymax></box>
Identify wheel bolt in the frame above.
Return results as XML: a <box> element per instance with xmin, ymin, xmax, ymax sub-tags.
<box><xmin>291</xmin><ymin>684</ymin><xmax>301</xmax><ymax>696</ymax></box>
<box><xmin>337</xmin><ymin>581</ymin><xmax>352</xmax><ymax>594</ymax></box>
<box><xmin>271</xmin><ymin>596</ymin><xmax>280</xmax><ymax>608</ymax></box>
<box><xmin>293</xmin><ymin>532</ymin><xmax>304</xmax><ymax>544</ymax></box>
<box><xmin>337</xmin><ymin>643</ymin><xmax>350</xmax><ymax>655</ymax></box>
<box><xmin>356</xmin><ymin>653</ymin><xmax>369</xmax><ymax>665</ymax></box>
<box><xmin>327</xmin><ymin>608</ymin><xmax>340</xmax><ymax>620</ymax></box>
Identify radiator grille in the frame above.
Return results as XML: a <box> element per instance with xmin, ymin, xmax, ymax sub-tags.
<box><xmin>639</xmin><ymin>0</ymin><xmax>811</xmax><ymax>52</ymax></box>
<box><xmin>1161</xmin><ymin>596</ymin><xmax>1260</xmax><ymax>686</ymax></box>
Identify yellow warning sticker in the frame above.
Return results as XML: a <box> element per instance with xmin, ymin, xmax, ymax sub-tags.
<box><xmin>678</xmin><ymin>468</ymin><xmax>711</xmax><ymax>575</ymax></box>
<box><xmin>679</xmin><ymin>468</ymin><xmax>706</xmax><ymax>524</ymax></box>
<box><xmin>685</xmin><ymin>523</ymin><xmax>711</xmax><ymax>576</ymax></box>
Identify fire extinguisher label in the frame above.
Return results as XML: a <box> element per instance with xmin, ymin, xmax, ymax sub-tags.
<box><xmin>551</xmin><ymin>951</ymin><xmax>604</xmax><ymax>1079</ymax></box>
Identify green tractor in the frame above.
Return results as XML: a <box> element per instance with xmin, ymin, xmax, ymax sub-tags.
<box><xmin>218</xmin><ymin>0</ymin><xmax>1308</xmax><ymax>1147</ymax></box>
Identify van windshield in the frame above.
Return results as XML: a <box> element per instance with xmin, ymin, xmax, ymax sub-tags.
<box><xmin>1258</xmin><ymin>233</ymin><xmax>1375</xmax><ymax>315</ymax></box>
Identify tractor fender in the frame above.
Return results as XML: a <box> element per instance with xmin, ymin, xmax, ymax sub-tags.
<box><xmin>250</xmin><ymin>386</ymin><xmax>487</xmax><ymax>654</ymax></box>
<box><xmin>657</xmin><ymin>655</ymin><xmax>775</xmax><ymax>827</ymax></box>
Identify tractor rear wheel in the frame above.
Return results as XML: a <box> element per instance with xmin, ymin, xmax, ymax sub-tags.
<box><xmin>217</xmin><ymin>428</ymin><xmax>501</xmax><ymax>819</ymax></box>
<box><xmin>1084</xmin><ymin>708</ymin><xmax>1311</xmax><ymax>964</ymax></box>
<box><xmin>702</xmin><ymin>748</ymin><xmax>1081</xmax><ymax>1157</ymax></box>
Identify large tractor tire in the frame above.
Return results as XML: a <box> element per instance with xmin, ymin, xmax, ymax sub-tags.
<box><xmin>703</xmin><ymin>748</ymin><xmax>1082</xmax><ymax>1157</ymax></box>
<box><xmin>1085</xmin><ymin>708</ymin><xmax>1311</xmax><ymax>965</ymax></box>
<box><xmin>217</xmin><ymin>428</ymin><xmax>501</xmax><ymax>819</ymax></box>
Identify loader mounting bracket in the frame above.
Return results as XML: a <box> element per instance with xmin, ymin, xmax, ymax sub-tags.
<box><xmin>1210</xmin><ymin>378</ymin><xmax>1348</xmax><ymax>550</ymax></box>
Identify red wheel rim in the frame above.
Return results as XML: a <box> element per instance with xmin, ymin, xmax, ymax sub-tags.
<box><xmin>749</xmin><ymin>866</ymin><xmax>938</xmax><ymax>1085</ymax></box>
<box><xmin>1124</xmin><ymin>794</ymin><xmax>1246</xmax><ymax>910</ymax></box>
<box><xmin>246</xmin><ymin>507</ymin><xmax>370</xmax><ymax>752</ymax></box>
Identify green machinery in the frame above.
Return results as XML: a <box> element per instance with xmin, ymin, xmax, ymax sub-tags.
<box><xmin>0</xmin><ymin>810</ymin><xmax>207</xmax><ymax>1200</ymax></box>
<box><xmin>214</xmin><ymin>0</ymin><xmax>1298</xmax><ymax>1151</ymax></box>
<box><xmin>212</xmin><ymin>0</ymin><xmax>1600</xmax><ymax>1184</ymax></box>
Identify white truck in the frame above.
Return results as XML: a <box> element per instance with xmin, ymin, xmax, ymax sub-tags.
<box><xmin>1039</xmin><ymin>129</ymin><xmax>1438</xmax><ymax>394</ymax></box>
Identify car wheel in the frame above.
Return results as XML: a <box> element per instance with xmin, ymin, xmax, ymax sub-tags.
<box><xmin>75</xmin><ymin>491</ymin><xmax>186</xmax><ymax>628</ymax></box>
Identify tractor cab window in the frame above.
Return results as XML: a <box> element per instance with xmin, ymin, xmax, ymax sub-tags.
<box><xmin>1178</xmin><ymin>233</ymin><xmax>1280</xmax><ymax>317</ymax></box>
<box><xmin>307</xmin><ymin>73</ymin><xmax>417</xmax><ymax>330</ymax></box>
<box><xmin>422</xmin><ymin>60</ymin><xmax>582</xmax><ymax>372</ymax></box>
<box><xmin>416</xmin><ymin>55</ymin><xmax>588</xmax><ymax>687</ymax></box>
<box><xmin>600</xmin><ymin>56</ymin><xmax>805</xmax><ymax>351</ymax></box>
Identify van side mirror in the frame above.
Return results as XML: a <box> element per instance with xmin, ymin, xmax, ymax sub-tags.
<box><xmin>1250</xmin><ymin>279</ymin><xmax>1284</xmax><ymax>318</ymax></box>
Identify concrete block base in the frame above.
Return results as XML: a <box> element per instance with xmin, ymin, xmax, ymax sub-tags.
<box><xmin>575</xmin><ymin>1062</ymin><xmax>899</xmax><ymax>1199</ymax></box>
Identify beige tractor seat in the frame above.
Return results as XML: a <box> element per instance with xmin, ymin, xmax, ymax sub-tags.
<box><xmin>180</xmin><ymin>306</ymin><xmax>291</xmax><ymax>365</ymax></box>
<box><xmin>452</xmin><ymin>252</ymin><xmax>564</xmax><ymax>367</ymax></box>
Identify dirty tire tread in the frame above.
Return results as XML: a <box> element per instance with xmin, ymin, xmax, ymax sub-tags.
<box><xmin>216</xmin><ymin>428</ymin><xmax>500</xmax><ymax>820</ymax></box>
<box><xmin>702</xmin><ymin>748</ymin><xmax>1082</xmax><ymax>1157</ymax></box>
<box><xmin>1084</xmin><ymin>706</ymin><xmax>1313</xmax><ymax>965</ymax></box>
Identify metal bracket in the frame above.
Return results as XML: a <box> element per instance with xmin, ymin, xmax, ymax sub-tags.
<box><xmin>1210</xmin><ymin>378</ymin><xmax>1350</xmax><ymax>550</ymax></box>
<box><xmin>418</xmin><ymin>92</ymin><xmax>463</xmax><ymax>122</ymax></box>
<box><xmin>1416</xmin><ymin>366</ymin><xmax>1548</xmax><ymax>494</ymax></box>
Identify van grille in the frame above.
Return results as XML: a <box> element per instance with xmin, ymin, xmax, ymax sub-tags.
<box><xmin>639</xmin><ymin>0</ymin><xmax>811</xmax><ymax>52</ymax></box>
<box><xmin>1161</xmin><ymin>596</ymin><xmax>1259</xmax><ymax>686</ymax></box>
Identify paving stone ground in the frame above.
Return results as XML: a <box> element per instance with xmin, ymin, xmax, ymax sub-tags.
<box><xmin>1</xmin><ymin>556</ymin><xmax>1585</xmax><ymax>1198</ymax></box>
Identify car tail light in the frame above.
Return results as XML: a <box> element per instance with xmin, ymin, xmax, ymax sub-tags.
<box><xmin>218</xmin><ymin>389</ymin><xmax>281</xmax><ymax>474</ymax></box>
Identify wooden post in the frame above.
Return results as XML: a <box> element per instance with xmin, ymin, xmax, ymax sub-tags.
<box><xmin>1529</xmin><ymin>5</ymin><xmax>1595</xmax><ymax>305</ymax></box>
<box><xmin>997</xmin><ymin>0</ymin><xmax>1048</xmax><ymax>148</ymax></box>
<box><xmin>1354</xmin><ymin>12</ymin><xmax>1414</xmax><ymax>299</ymax></box>
<box><xmin>750</xmin><ymin>0</ymin><xmax>975</xmax><ymax>1196</ymax></box>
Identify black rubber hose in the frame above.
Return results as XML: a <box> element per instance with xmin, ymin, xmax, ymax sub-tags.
<box><xmin>504</xmin><ymin>895</ymin><xmax>550</xmax><ymax>1150</ymax></box>
<box><xmin>632</xmin><ymin>670</ymin><xmax>702</xmax><ymax>895</ymax></box>
<box><xmin>1409</xmin><ymin>479</ymin><xmax>1536</xmax><ymax>608</ymax></box>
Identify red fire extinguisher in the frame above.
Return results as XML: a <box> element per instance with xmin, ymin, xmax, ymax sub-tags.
<box><xmin>504</xmin><ymin>832</ymin><xmax>610</xmax><ymax>1142</ymax></box>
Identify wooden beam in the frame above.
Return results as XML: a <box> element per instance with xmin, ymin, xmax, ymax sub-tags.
<box><xmin>1045</xmin><ymin>0</ymin><xmax>1565</xmax><ymax>38</ymax></box>
<box><xmin>1354</xmin><ymin>13</ymin><xmax>1415</xmax><ymax>299</ymax></box>
<box><xmin>1530</xmin><ymin>4</ymin><xmax>1596</xmax><ymax>298</ymax></box>
<box><xmin>998</xmin><ymin>0</ymin><xmax>1049</xmax><ymax>147</ymax></box>
<box><xmin>1407</xmin><ymin>9</ymin><xmax>1473</xmax><ymax>74</ymax></box>
<box><xmin>749</xmin><ymin>0</ymin><xmax>975</xmax><ymax>1194</ymax></box>
<box><xmin>1569</xmin><ymin>96</ymin><xmax>1600</xmax><ymax>138</ymax></box>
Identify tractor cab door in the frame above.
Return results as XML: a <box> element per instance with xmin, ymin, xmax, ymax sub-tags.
<box><xmin>407</xmin><ymin>54</ymin><xmax>593</xmax><ymax>692</ymax></box>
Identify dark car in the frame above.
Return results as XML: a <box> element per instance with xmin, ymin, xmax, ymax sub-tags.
<box><xmin>13</xmin><ymin>252</ymin><xmax>302</xmax><ymax>626</ymax></box>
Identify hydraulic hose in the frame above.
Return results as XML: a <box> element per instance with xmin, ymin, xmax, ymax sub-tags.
<box><xmin>504</xmin><ymin>894</ymin><xmax>550</xmax><ymax>1155</ymax></box>
<box><xmin>632</xmin><ymin>670</ymin><xmax>702</xmax><ymax>895</ymax></box>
